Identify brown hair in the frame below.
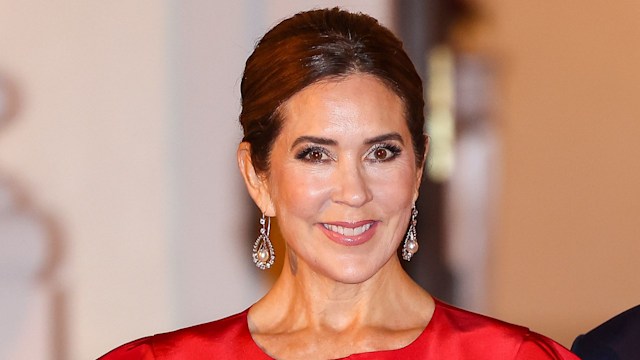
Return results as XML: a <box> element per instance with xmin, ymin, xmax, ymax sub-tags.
<box><xmin>239</xmin><ymin>7</ymin><xmax>426</xmax><ymax>173</ymax></box>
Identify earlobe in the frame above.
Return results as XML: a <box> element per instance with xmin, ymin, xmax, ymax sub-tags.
<box><xmin>237</xmin><ymin>142</ymin><xmax>276</xmax><ymax>216</ymax></box>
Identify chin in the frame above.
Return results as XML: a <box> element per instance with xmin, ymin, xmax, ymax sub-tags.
<box><xmin>330</xmin><ymin>271</ymin><xmax>375</xmax><ymax>285</ymax></box>
<box><xmin>323</xmin><ymin>258</ymin><xmax>386</xmax><ymax>285</ymax></box>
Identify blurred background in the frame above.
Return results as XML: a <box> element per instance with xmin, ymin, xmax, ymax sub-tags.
<box><xmin>1</xmin><ymin>1</ymin><xmax>639</xmax><ymax>359</ymax></box>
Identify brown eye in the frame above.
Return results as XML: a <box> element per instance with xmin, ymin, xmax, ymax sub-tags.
<box><xmin>295</xmin><ymin>146</ymin><xmax>331</xmax><ymax>162</ymax></box>
<box><xmin>309</xmin><ymin>150</ymin><xmax>324</xmax><ymax>161</ymax></box>
<box><xmin>374</xmin><ymin>148</ymin><xmax>390</xmax><ymax>160</ymax></box>
<box><xmin>365</xmin><ymin>144</ymin><xmax>401</xmax><ymax>162</ymax></box>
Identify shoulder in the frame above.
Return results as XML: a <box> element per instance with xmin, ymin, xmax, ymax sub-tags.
<box><xmin>432</xmin><ymin>300</ymin><xmax>530</xmax><ymax>340</ymax></box>
<box><xmin>98</xmin><ymin>310</ymin><xmax>256</xmax><ymax>359</ymax></box>
<box><xmin>516</xmin><ymin>332</ymin><xmax>581</xmax><ymax>360</ymax></box>
<box><xmin>423</xmin><ymin>300</ymin><xmax>579</xmax><ymax>359</ymax></box>
<box><xmin>97</xmin><ymin>337</ymin><xmax>156</xmax><ymax>360</ymax></box>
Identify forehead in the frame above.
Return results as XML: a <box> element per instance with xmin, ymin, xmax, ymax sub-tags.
<box><xmin>278</xmin><ymin>74</ymin><xmax>407</xmax><ymax>138</ymax></box>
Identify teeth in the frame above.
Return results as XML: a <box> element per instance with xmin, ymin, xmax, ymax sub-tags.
<box><xmin>323</xmin><ymin>223</ymin><xmax>372</xmax><ymax>236</ymax></box>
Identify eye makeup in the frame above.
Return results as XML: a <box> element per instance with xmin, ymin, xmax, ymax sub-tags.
<box><xmin>365</xmin><ymin>143</ymin><xmax>402</xmax><ymax>162</ymax></box>
<box><xmin>294</xmin><ymin>145</ymin><xmax>334</xmax><ymax>163</ymax></box>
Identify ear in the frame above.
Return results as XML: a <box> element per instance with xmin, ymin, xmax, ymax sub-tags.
<box><xmin>237</xmin><ymin>142</ymin><xmax>276</xmax><ymax>216</ymax></box>
<box><xmin>413</xmin><ymin>135</ymin><xmax>430</xmax><ymax>203</ymax></box>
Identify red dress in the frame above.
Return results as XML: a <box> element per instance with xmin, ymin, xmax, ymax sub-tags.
<box><xmin>99</xmin><ymin>299</ymin><xmax>579</xmax><ymax>359</ymax></box>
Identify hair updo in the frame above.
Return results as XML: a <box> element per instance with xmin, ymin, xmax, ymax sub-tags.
<box><xmin>239</xmin><ymin>7</ymin><xmax>426</xmax><ymax>174</ymax></box>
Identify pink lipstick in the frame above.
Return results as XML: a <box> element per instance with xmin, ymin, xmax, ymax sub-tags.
<box><xmin>318</xmin><ymin>220</ymin><xmax>378</xmax><ymax>246</ymax></box>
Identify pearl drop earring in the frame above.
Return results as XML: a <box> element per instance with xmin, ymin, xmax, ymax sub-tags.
<box><xmin>402</xmin><ymin>205</ymin><xmax>419</xmax><ymax>261</ymax></box>
<box><xmin>253</xmin><ymin>213</ymin><xmax>275</xmax><ymax>269</ymax></box>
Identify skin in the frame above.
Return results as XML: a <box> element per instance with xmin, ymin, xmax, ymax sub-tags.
<box><xmin>237</xmin><ymin>74</ymin><xmax>434</xmax><ymax>359</ymax></box>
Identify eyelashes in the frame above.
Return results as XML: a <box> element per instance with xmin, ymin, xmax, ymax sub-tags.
<box><xmin>366</xmin><ymin>143</ymin><xmax>402</xmax><ymax>162</ymax></box>
<box><xmin>295</xmin><ymin>145</ymin><xmax>333</xmax><ymax>163</ymax></box>
<box><xmin>294</xmin><ymin>143</ymin><xmax>402</xmax><ymax>163</ymax></box>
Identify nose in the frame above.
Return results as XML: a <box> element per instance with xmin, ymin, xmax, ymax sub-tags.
<box><xmin>332</xmin><ymin>160</ymin><xmax>373</xmax><ymax>207</ymax></box>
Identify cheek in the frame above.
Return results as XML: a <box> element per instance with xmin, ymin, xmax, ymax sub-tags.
<box><xmin>270</xmin><ymin>164</ymin><xmax>333</xmax><ymax>217</ymax></box>
<box><xmin>366</xmin><ymin>163</ymin><xmax>419</xmax><ymax>206</ymax></box>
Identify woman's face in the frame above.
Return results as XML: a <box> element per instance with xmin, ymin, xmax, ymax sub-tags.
<box><xmin>262</xmin><ymin>74</ymin><xmax>423</xmax><ymax>284</ymax></box>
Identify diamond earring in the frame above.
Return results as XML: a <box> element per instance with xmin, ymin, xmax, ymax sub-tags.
<box><xmin>253</xmin><ymin>213</ymin><xmax>275</xmax><ymax>269</ymax></box>
<box><xmin>402</xmin><ymin>205</ymin><xmax>419</xmax><ymax>261</ymax></box>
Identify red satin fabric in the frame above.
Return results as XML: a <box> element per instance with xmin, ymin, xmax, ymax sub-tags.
<box><xmin>99</xmin><ymin>299</ymin><xmax>579</xmax><ymax>359</ymax></box>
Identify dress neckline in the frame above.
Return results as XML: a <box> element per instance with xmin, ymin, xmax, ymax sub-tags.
<box><xmin>242</xmin><ymin>298</ymin><xmax>439</xmax><ymax>359</ymax></box>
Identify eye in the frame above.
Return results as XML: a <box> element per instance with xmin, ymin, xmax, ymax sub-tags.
<box><xmin>295</xmin><ymin>146</ymin><xmax>332</xmax><ymax>163</ymax></box>
<box><xmin>365</xmin><ymin>144</ymin><xmax>402</xmax><ymax>162</ymax></box>
<box><xmin>373</xmin><ymin>148</ymin><xmax>392</xmax><ymax>160</ymax></box>
<box><xmin>307</xmin><ymin>149</ymin><xmax>326</xmax><ymax>162</ymax></box>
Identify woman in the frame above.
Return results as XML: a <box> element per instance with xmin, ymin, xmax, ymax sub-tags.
<box><xmin>100</xmin><ymin>8</ymin><xmax>578</xmax><ymax>359</ymax></box>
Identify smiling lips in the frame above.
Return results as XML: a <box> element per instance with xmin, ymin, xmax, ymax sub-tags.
<box><xmin>319</xmin><ymin>221</ymin><xmax>378</xmax><ymax>246</ymax></box>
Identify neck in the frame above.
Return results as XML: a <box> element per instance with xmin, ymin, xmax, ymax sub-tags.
<box><xmin>251</xmin><ymin>248</ymin><xmax>431</xmax><ymax>332</ymax></box>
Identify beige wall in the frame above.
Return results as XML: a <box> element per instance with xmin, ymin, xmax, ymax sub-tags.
<box><xmin>483</xmin><ymin>1</ymin><xmax>640</xmax><ymax>346</ymax></box>
<box><xmin>0</xmin><ymin>2</ymin><xmax>174</xmax><ymax>358</ymax></box>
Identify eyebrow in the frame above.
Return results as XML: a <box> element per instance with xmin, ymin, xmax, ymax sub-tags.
<box><xmin>291</xmin><ymin>136</ymin><xmax>337</xmax><ymax>149</ymax></box>
<box><xmin>364</xmin><ymin>132</ymin><xmax>405</xmax><ymax>146</ymax></box>
<box><xmin>290</xmin><ymin>132</ymin><xmax>405</xmax><ymax>150</ymax></box>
